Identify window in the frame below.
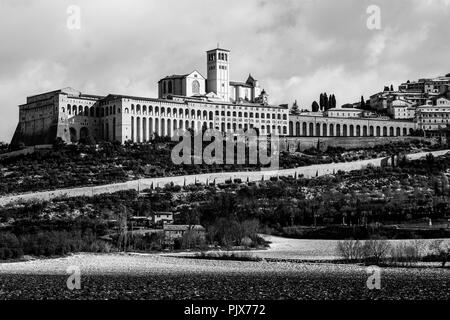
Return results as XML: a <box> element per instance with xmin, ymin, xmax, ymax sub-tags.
<box><xmin>192</xmin><ymin>80</ymin><xmax>200</xmax><ymax>94</ymax></box>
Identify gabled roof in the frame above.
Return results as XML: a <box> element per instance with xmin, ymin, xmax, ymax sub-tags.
<box><xmin>157</xmin><ymin>74</ymin><xmax>188</xmax><ymax>83</ymax></box>
<box><xmin>230</xmin><ymin>81</ymin><xmax>252</xmax><ymax>88</ymax></box>
<box><xmin>246</xmin><ymin>74</ymin><xmax>256</xmax><ymax>84</ymax></box>
<box><xmin>206</xmin><ymin>48</ymin><xmax>230</xmax><ymax>52</ymax></box>
<box><xmin>158</xmin><ymin>70</ymin><xmax>206</xmax><ymax>83</ymax></box>
<box><xmin>186</xmin><ymin>70</ymin><xmax>206</xmax><ymax>80</ymax></box>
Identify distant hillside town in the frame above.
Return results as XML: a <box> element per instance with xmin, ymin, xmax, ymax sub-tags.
<box><xmin>9</xmin><ymin>47</ymin><xmax>450</xmax><ymax>147</ymax></box>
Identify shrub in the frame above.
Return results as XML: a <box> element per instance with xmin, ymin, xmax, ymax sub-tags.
<box><xmin>362</xmin><ymin>239</ymin><xmax>392</xmax><ymax>265</ymax></box>
<box><xmin>429</xmin><ymin>240</ymin><xmax>450</xmax><ymax>267</ymax></box>
<box><xmin>194</xmin><ymin>251</ymin><xmax>261</xmax><ymax>262</ymax></box>
<box><xmin>390</xmin><ymin>241</ymin><xmax>421</xmax><ymax>266</ymax></box>
<box><xmin>0</xmin><ymin>232</ymin><xmax>23</xmax><ymax>260</ymax></box>
<box><xmin>336</xmin><ymin>239</ymin><xmax>364</xmax><ymax>262</ymax></box>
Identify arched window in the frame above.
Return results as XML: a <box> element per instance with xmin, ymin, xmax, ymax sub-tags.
<box><xmin>192</xmin><ymin>80</ymin><xmax>200</xmax><ymax>94</ymax></box>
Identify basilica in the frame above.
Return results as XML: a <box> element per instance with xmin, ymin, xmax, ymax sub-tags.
<box><xmin>11</xmin><ymin>47</ymin><xmax>289</xmax><ymax>146</ymax></box>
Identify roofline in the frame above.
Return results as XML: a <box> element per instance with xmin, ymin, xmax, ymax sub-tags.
<box><xmin>206</xmin><ymin>48</ymin><xmax>230</xmax><ymax>53</ymax></box>
<box><xmin>102</xmin><ymin>93</ymin><xmax>287</xmax><ymax>110</ymax></box>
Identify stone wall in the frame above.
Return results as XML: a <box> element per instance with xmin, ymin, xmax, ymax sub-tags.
<box><xmin>280</xmin><ymin>136</ymin><xmax>438</xmax><ymax>152</ymax></box>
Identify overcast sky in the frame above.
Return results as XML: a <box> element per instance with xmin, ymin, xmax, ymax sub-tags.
<box><xmin>0</xmin><ymin>0</ymin><xmax>449</xmax><ymax>142</ymax></box>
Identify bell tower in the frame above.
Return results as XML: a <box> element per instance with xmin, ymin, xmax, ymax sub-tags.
<box><xmin>206</xmin><ymin>47</ymin><xmax>230</xmax><ymax>101</ymax></box>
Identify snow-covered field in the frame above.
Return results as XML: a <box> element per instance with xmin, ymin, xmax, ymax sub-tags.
<box><xmin>1</xmin><ymin>236</ymin><xmax>449</xmax><ymax>299</ymax></box>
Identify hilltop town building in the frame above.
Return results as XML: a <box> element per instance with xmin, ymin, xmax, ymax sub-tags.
<box><xmin>11</xmin><ymin>48</ymin><xmax>289</xmax><ymax>146</ymax></box>
<box><xmin>11</xmin><ymin>47</ymin><xmax>426</xmax><ymax>147</ymax></box>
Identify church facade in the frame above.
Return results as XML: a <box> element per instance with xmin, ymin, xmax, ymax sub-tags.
<box><xmin>10</xmin><ymin>47</ymin><xmax>417</xmax><ymax>147</ymax></box>
<box><xmin>11</xmin><ymin>47</ymin><xmax>289</xmax><ymax>146</ymax></box>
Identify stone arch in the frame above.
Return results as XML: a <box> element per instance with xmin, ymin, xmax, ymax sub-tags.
<box><xmin>155</xmin><ymin>118</ymin><xmax>159</xmax><ymax>136</ymax></box>
<box><xmin>149</xmin><ymin>118</ymin><xmax>153</xmax><ymax>137</ymax></box>
<box><xmin>336</xmin><ymin>124</ymin><xmax>341</xmax><ymax>136</ymax></box>
<box><xmin>369</xmin><ymin>126</ymin><xmax>374</xmax><ymax>136</ymax></box>
<box><xmin>302</xmin><ymin>122</ymin><xmax>307</xmax><ymax>136</ymax></box>
<box><xmin>322</xmin><ymin>123</ymin><xmax>327</xmax><ymax>137</ymax></box>
<box><xmin>396</xmin><ymin>127</ymin><xmax>401</xmax><ymax>136</ymax></box>
<box><xmin>161</xmin><ymin>118</ymin><xmax>166</xmax><ymax>136</ymax></box>
<box><xmin>309</xmin><ymin>123</ymin><xmax>314</xmax><ymax>136</ymax></box>
<box><xmin>356</xmin><ymin>125</ymin><xmax>361</xmax><ymax>137</ymax></box>
<box><xmin>69</xmin><ymin>127</ymin><xmax>77</xmax><ymax>142</ymax></box>
<box><xmin>289</xmin><ymin>121</ymin><xmax>294</xmax><ymax>136</ymax></box>
<box><xmin>403</xmin><ymin>128</ymin><xmax>407</xmax><ymax>136</ymax></box>
<box><xmin>363</xmin><ymin>125</ymin><xmax>367</xmax><ymax>137</ymax></box>
<box><xmin>136</xmin><ymin>117</ymin><xmax>141</xmax><ymax>142</ymax></box>
<box><xmin>389</xmin><ymin>127</ymin><xmax>394</xmax><ymax>136</ymax></box>
<box><xmin>167</xmin><ymin>119</ymin><xmax>171</xmax><ymax>137</ymax></box>
<box><xmin>131</xmin><ymin>116</ymin><xmax>135</xmax><ymax>141</ymax></box>
<box><xmin>105</xmin><ymin>122</ymin><xmax>109</xmax><ymax>140</ymax></box>
<box><xmin>80</xmin><ymin>127</ymin><xmax>89</xmax><ymax>141</ymax></box>
<box><xmin>329</xmin><ymin>123</ymin><xmax>334</xmax><ymax>136</ymax></box>
<box><xmin>143</xmin><ymin>117</ymin><xmax>147</xmax><ymax>141</ymax></box>
<box><xmin>295</xmin><ymin>122</ymin><xmax>300</xmax><ymax>136</ymax></box>
<box><xmin>113</xmin><ymin>118</ymin><xmax>116</xmax><ymax>141</ymax></box>
<box><xmin>376</xmin><ymin>126</ymin><xmax>381</xmax><ymax>136</ymax></box>
<box><xmin>316</xmin><ymin>123</ymin><xmax>321</xmax><ymax>136</ymax></box>
<box><xmin>383</xmin><ymin>126</ymin><xmax>387</xmax><ymax>136</ymax></box>
<box><xmin>349</xmin><ymin>125</ymin><xmax>354</xmax><ymax>137</ymax></box>
<box><xmin>343</xmin><ymin>124</ymin><xmax>348</xmax><ymax>137</ymax></box>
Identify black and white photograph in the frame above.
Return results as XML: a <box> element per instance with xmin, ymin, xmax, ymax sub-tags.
<box><xmin>0</xmin><ymin>0</ymin><xmax>449</xmax><ymax>316</ymax></box>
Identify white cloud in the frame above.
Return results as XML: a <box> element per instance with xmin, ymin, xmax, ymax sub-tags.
<box><xmin>0</xmin><ymin>0</ymin><xmax>449</xmax><ymax>142</ymax></box>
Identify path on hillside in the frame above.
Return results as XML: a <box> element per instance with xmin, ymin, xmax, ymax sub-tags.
<box><xmin>0</xmin><ymin>149</ymin><xmax>448</xmax><ymax>206</ymax></box>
